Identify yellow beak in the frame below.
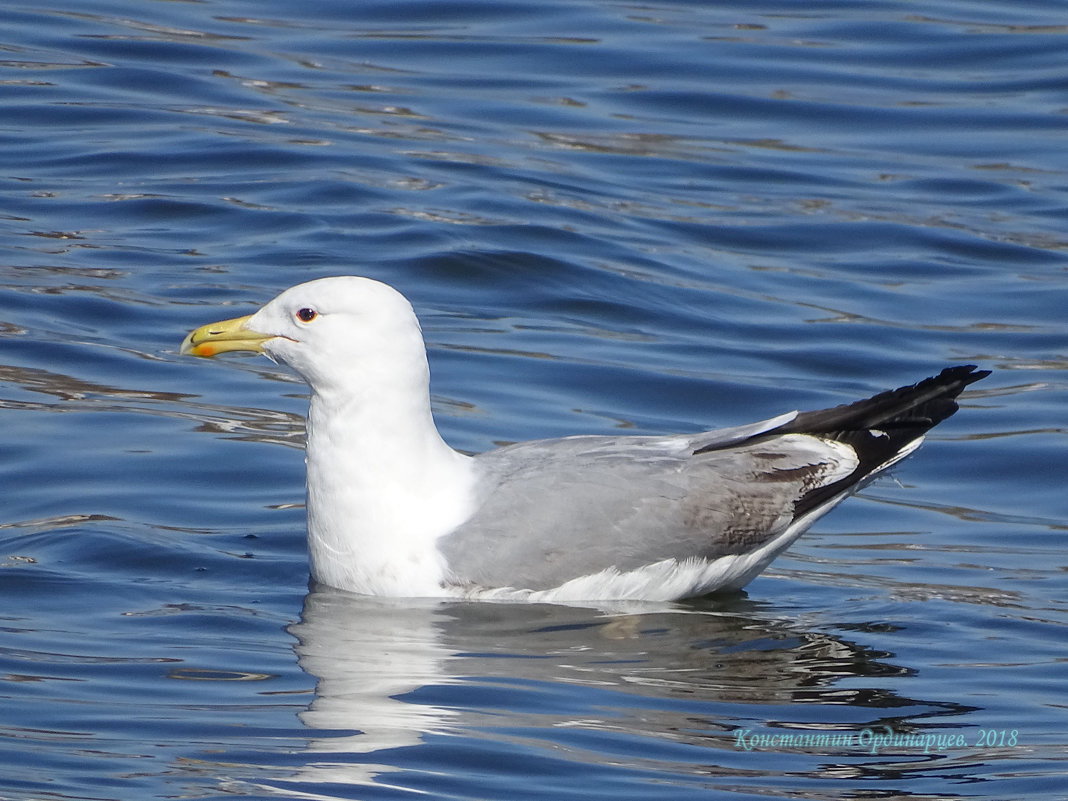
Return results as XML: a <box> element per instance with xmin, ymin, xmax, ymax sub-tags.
<box><xmin>180</xmin><ymin>314</ymin><xmax>271</xmax><ymax>358</ymax></box>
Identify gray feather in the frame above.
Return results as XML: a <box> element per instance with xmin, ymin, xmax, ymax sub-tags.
<box><xmin>439</xmin><ymin>422</ymin><xmax>841</xmax><ymax>591</ymax></box>
<box><xmin>439</xmin><ymin>366</ymin><xmax>989</xmax><ymax>593</ymax></box>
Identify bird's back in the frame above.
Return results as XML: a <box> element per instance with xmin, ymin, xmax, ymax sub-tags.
<box><xmin>439</xmin><ymin>366</ymin><xmax>989</xmax><ymax>598</ymax></box>
<box><xmin>439</xmin><ymin>428</ymin><xmax>851</xmax><ymax>593</ymax></box>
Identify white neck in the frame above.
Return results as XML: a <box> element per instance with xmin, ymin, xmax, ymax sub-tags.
<box><xmin>303</xmin><ymin>374</ymin><xmax>476</xmax><ymax>597</ymax></box>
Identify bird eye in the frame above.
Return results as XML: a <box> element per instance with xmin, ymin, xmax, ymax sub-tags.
<box><xmin>296</xmin><ymin>307</ymin><xmax>317</xmax><ymax>323</ymax></box>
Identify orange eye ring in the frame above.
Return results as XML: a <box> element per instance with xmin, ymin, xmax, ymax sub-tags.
<box><xmin>296</xmin><ymin>308</ymin><xmax>317</xmax><ymax>323</ymax></box>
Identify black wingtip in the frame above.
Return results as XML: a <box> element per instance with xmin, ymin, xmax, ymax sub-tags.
<box><xmin>781</xmin><ymin>365</ymin><xmax>989</xmax><ymax>519</ymax></box>
<box><xmin>785</xmin><ymin>364</ymin><xmax>990</xmax><ymax>436</ymax></box>
<box><xmin>693</xmin><ymin>365</ymin><xmax>989</xmax><ymax>458</ymax></box>
<box><xmin>931</xmin><ymin>364</ymin><xmax>991</xmax><ymax>388</ymax></box>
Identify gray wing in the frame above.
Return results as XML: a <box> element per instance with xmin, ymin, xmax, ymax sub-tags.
<box><xmin>438</xmin><ymin>365</ymin><xmax>989</xmax><ymax>594</ymax></box>
<box><xmin>438</xmin><ymin>413</ymin><xmax>846</xmax><ymax>592</ymax></box>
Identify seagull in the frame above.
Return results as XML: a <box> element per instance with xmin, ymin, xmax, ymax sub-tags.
<box><xmin>181</xmin><ymin>276</ymin><xmax>988</xmax><ymax>602</ymax></box>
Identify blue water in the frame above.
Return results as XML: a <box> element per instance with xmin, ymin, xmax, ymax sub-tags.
<box><xmin>1</xmin><ymin>1</ymin><xmax>1066</xmax><ymax>799</ymax></box>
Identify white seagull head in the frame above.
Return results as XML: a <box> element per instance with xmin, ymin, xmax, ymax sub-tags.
<box><xmin>181</xmin><ymin>276</ymin><xmax>428</xmax><ymax>397</ymax></box>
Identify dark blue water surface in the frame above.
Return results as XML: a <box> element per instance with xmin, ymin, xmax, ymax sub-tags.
<box><xmin>1</xmin><ymin>1</ymin><xmax>1066</xmax><ymax>799</ymax></box>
